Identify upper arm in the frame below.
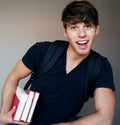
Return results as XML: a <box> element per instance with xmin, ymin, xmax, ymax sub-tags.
<box><xmin>8</xmin><ymin>60</ymin><xmax>32</xmax><ymax>81</ymax></box>
<box><xmin>94</xmin><ymin>88</ymin><xmax>115</xmax><ymax>122</ymax></box>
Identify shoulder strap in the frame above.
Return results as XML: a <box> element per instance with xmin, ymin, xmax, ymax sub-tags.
<box><xmin>84</xmin><ymin>50</ymin><xmax>102</xmax><ymax>101</ymax></box>
<box><xmin>39</xmin><ymin>40</ymin><xmax>68</xmax><ymax>74</ymax></box>
<box><xmin>24</xmin><ymin>40</ymin><xmax>68</xmax><ymax>89</ymax></box>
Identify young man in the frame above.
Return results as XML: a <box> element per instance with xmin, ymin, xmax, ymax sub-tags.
<box><xmin>0</xmin><ymin>0</ymin><xmax>115</xmax><ymax>125</ymax></box>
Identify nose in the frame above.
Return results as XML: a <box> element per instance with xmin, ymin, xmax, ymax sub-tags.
<box><xmin>78</xmin><ymin>28</ymin><xmax>86</xmax><ymax>38</ymax></box>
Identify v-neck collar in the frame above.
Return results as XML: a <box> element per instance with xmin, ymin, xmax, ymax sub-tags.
<box><xmin>64</xmin><ymin>50</ymin><xmax>91</xmax><ymax>75</ymax></box>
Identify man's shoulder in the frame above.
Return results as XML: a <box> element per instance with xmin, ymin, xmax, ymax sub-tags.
<box><xmin>90</xmin><ymin>49</ymin><xmax>111</xmax><ymax>65</ymax></box>
<box><xmin>90</xmin><ymin>49</ymin><xmax>101</xmax><ymax>56</ymax></box>
<box><xmin>90</xmin><ymin>49</ymin><xmax>106</xmax><ymax>59</ymax></box>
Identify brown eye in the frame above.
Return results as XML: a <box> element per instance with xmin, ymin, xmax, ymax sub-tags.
<box><xmin>70</xmin><ymin>26</ymin><xmax>78</xmax><ymax>30</ymax></box>
<box><xmin>85</xmin><ymin>24</ymin><xmax>91</xmax><ymax>28</ymax></box>
<box><xmin>84</xmin><ymin>24</ymin><xmax>93</xmax><ymax>30</ymax></box>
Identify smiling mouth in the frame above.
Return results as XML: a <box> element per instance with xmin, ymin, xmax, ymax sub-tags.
<box><xmin>76</xmin><ymin>40</ymin><xmax>88</xmax><ymax>49</ymax></box>
<box><xmin>76</xmin><ymin>40</ymin><xmax>88</xmax><ymax>45</ymax></box>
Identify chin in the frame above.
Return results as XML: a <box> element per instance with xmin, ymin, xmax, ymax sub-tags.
<box><xmin>78</xmin><ymin>49</ymin><xmax>90</xmax><ymax>56</ymax></box>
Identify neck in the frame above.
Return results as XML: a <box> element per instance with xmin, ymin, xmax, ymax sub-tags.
<box><xmin>66</xmin><ymin>46</ymin><xmax>90</xmax><ymax>74</ymax></box>
<box><xmin>67</xmin><ymin>45</ymin><xmax>89</xmax><ymax>62</ymax></box>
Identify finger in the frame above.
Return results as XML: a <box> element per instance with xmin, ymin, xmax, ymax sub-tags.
<box><xmin>8</xmin><ymin>106</ymin><xmax>16</xmax><ymax>115</ymax></box>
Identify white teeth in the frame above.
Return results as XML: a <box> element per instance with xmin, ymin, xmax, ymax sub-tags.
<box><xmin>77</xmin><ymin>40</ymin><xmax>88</xmax><ymax>44</ymax></box>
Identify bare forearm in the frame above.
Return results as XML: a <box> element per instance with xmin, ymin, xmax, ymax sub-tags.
<box><xmin>0</xmin><ymin>60</ymin><xmax>32</xmax><ymax>124</ymax></box>
<box><xmin>69</xmin><ymin>111</ymin><xmax>113</xmax><ymax>125</ymax></box>
<box><xmin>53</xmin><ymin>111</ymin><xmax>113</xmax><ymax>125</ymax></box>
<box><xmin>1</xmin><ymin>76</ymin><xmax>19</xmax><ymax>115</ymax></box>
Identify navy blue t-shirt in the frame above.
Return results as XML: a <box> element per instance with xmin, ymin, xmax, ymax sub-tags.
<box><xmin>22</xmin><ymin>41</ymin><xmax>115</xmax><ymax>123</ymax></box>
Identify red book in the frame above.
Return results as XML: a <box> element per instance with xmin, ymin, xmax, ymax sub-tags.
<box><xmin>11</xmin><ymin>87</ymin><xmax>28</xmax><ymax>121</ymax></box>
<box><xmin>11</xmin><ymin>86</ymin><xmax>40</xmax><ymax>122</ymax></box>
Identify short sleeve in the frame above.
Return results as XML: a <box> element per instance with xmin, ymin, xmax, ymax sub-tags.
<box><xmin>95</xmin><ymin>57</ymin><xmax>115</xmax><ymax>91</ymax></box>
<box><xmin>86</xmin><ymin>57</ymin><xmax>115</xmax><ymax>101</ymax></box>
<box><xmin>22</xmin><ymin>42</ymin><xmax>50</xmax><ymax>72</ymax></box>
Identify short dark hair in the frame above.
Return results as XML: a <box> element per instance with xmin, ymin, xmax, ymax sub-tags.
<box><xmin>62</xmin><ymin>0</ymin><xmax>99</xmax><ymax>28</ymax></box>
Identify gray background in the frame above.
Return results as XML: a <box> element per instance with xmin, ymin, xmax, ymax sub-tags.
<box><xmin>0</xmin><ymin>0</ymin><xmax>120</xmax><ymax>125</ymax></box>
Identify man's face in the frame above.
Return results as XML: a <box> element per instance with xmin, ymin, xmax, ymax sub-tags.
<box><xmin>64</xmin><ymin>22</ymin><xmax>99</xmax><ymax>56</ymax></box>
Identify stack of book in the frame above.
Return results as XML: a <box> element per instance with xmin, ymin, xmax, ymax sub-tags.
<box><xmin>11</xmin><ymin>86</ymin><xmax>40</xmax><ymax>123</ymax></box>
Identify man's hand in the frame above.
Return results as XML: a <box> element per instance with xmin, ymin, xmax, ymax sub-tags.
<box><xmin>0</xmin><ymin>106</ymin><xmax>29</xmax><ymax>125</ymax></box>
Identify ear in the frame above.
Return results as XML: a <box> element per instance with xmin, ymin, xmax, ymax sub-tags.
<box><xmin>63</xmin><ymin>28</ymin><xmax>67</xmax><ymax>38</ymax></box>
<box><xmin>95</xmin><ymin>25</ymin><xmax>100</xmax><ymax>35</ymax></box>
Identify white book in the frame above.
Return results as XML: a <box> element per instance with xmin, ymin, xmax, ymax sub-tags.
<box><xmin>21</xmin><ymin>90</ymin><xmax>34</xmax><ymax>122</ymax></box>
<box><xmin>11</xmin><ymin>87</ymin><xmax>40</xmax><ymax>122</ymax></box>
<box><xmin>27</xmin><ymin>92</ymin><xmax>40</xmax><ymax>122</ymax></box>
<box><xmin>12</xmin><ymin>87</ymin><xmax>28</xmax><ymax>121</ymax></box>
